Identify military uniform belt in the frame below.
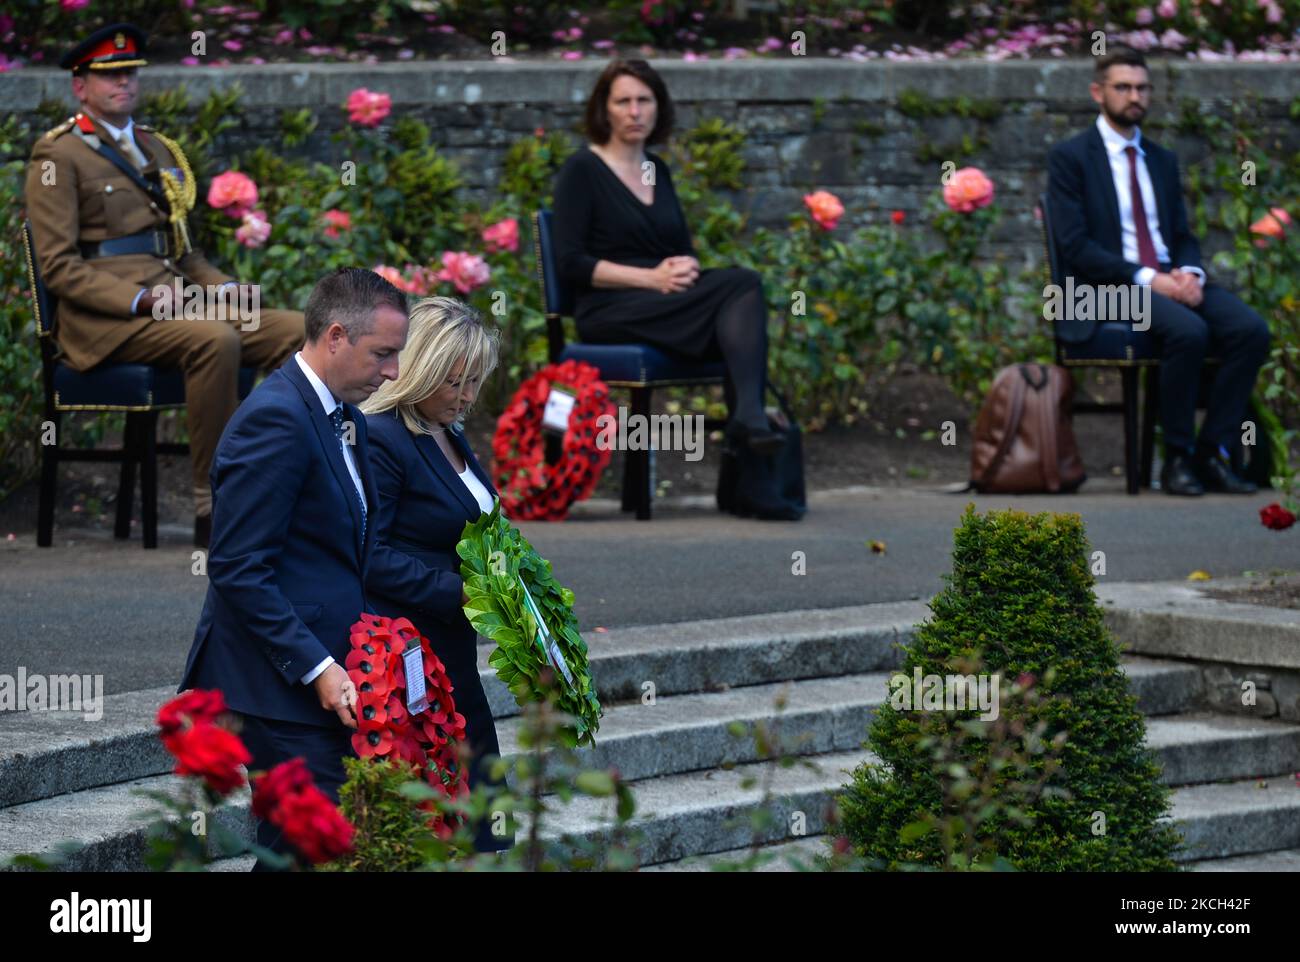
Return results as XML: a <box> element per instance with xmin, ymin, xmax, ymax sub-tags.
<box><xmin>79</xmin><ymin>229</ymin><xmax>173</xmax><ymax>260</ymax></box>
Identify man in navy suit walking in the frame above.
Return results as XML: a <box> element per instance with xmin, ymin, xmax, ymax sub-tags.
<box><xmin>1046</xmin><ymin>46</ymin><xmax>1270</xmax><ymax>496</ymax></box>
<box><xmin>179</xmin><ymin>268</ymin><xmax>409</xmax><ymax>865</ymax></box>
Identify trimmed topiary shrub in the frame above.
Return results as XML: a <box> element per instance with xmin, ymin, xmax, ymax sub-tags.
<box><xmin>837</xmin><ymin>505</ymin><xmax>1181</xmax><ymax>870</ymax></box>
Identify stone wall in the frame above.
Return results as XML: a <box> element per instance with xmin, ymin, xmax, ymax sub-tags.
<box><xmin>9</xmin><ymin>59</ymin><xmax>1299</xmax><ymax>267</ymax></box>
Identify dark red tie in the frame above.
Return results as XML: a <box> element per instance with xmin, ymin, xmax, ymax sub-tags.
<box><xmin>1125</xmin><ymin>145</ymin><xmax>1159</xmax><ymax>270</ymax></box>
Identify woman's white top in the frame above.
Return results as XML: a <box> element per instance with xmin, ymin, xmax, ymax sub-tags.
<box><xmin>458</xmin><ymin>463</ymin><xmax>494</xmax><ymax>515</ymax></box>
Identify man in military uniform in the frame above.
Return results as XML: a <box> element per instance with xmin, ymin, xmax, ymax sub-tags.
<box><xmin>24</xmin><ymin>23</ymin><xmax>304</xmax><ymax>547</ymax></box>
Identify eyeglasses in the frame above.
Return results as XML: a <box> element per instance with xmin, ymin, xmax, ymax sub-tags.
<box><xmin>1105</xmin><ymin>83</ymin><xmax>1153</xmax><ymax>96</ymax></box>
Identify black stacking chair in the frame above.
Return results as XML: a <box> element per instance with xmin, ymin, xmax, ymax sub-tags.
<box><xmin>532</xmin><ymin>209</ymin><xmax>726</xmax><ymax>519</ymax></box>
<box><xmin>22</xmin><ymin>220</ymin><xmax>255</xmax><ymax>548</ymax></box>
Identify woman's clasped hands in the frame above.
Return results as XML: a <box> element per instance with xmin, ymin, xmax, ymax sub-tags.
<box><xmin>651</xmin><ymin>255</ymin><xmax>699</xmax><ymax>294</ymax></box>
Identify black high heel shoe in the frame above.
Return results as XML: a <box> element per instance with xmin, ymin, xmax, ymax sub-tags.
<box><xmin>725</xmin><ymin>418</ymin><xmax>786</xmax><ymax>456</ymax></box>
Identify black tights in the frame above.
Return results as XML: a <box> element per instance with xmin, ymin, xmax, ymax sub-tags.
<box><xmin>715</xmin><ymin>282</ymin><xmax>770</xmax><ymax>431</ymax></box>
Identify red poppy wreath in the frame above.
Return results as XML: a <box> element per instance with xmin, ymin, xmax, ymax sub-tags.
<box><xmin>492</xmin><ymin>359</ymin><xmax>615</xmax><ymax>521</ymax></box>
<box><xmin>345</xmin><ymin>613</ymin><xmax>469</xmax><ymax>833</ymax></box>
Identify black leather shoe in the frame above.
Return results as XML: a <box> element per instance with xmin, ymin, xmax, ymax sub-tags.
<box><xmin>1194</xmin><ymin>452</ymin><xmax>1258</xmax><ymax>494</ymax></box>
<box><xmin>194</xmin><ymin>514</ymin><xmax>212</xmax><ymax>549</ymax></box>
<box><xmin>1160</xmin><ymin>455</ymin><xmax>1204</xmax><ymax>496</ymax></box>
<box><xmin>725</xmin><ymin>418</ymin><xmax>786</xmax><ymax>457</ymax></box>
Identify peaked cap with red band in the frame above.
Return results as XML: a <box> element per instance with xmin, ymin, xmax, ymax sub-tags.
<box><xmin>60</xmin><ymin>23</ymin><xmax>148</xmax><ymax>72</ymax></box>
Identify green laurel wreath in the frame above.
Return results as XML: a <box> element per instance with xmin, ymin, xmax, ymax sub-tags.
<box><xmin>456</xmin><ymin>500</ymin><xmax>601</xmax><ymax>747</ymax></box>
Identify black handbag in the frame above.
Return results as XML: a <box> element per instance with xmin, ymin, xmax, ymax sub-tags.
<box><xmin>716</xmin><ymin>385</ymin><xmax>806</xmax><ymax>521</ymax></box>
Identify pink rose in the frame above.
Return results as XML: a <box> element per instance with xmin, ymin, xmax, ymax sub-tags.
<box><xmin>942</xmin><ymin>167</ymin><xmax>995</xmax><ymax>213</ymax></box>
<box><xmin>235</xmin><ymin>210</ymin><xmax>271</xmax><ymax>248</ymax></box>
<box><xmin>1135</xmin><ymin>7</ymin><xmax>1155</xmax><ymax>24</ymax></box>
<box><xmin>322</xmin><ymin>209</ymin><xmax>352</xmax><ymax>239</ymax></box>
<box><xmin>482</xmin><ymin>218</ymin><xmax>519</xmax><ymax>254</ymax></box>
<box><xmin>1156</xmin><ymin>0</ymin><xmax>1177</xmax><ymax>18</ymax></box>
<box><xmin>803</xmin><ymin>190</ymin><xmax>845</xmax><ymax>231</ymax></box>
<box><xmin>60</xmin><ymin>0</ymin><xmax>89</xmax><ymax>10</ymax></box>
<box><xmin>436</xmin><ymin>251</ymin><xmax>490</xmax><ymax>294</ymax></box>
<box><xmin>406</xmin><ymin>265</ymin><xmax>439</xmax><ymax>296</ymax></box>
<box><xmin>346</xmin><ymin>87</ymin><xmax>392</xmax><ymax>127</ymax></box>
<box><xmin>207</xmin><ymin>170</ymin><xmax>259</xmax><ymax>218</ymax></box>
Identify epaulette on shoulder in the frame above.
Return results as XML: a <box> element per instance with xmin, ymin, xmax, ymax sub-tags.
<box><xmin>45</xmin><ymin>117</ymin><xmax>77</xmax><ymax>140</ymax></box>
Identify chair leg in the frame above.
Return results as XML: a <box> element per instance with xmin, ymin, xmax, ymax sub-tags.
<box><xmin>1140</xmin><ymin>367</ymin><xmax>1159</xmax><ymax>488</ymax></box>
<box><xmin>1121</xmin><ymin>367</ymin><xmax>1140</xmax><ymax>495</ymax></box>
<box><xmin>140</xmin><ymin>411</ymin><xmax>159</xmax><ymax>549</ymax></box>
<box><xmin>619</xmin><ymin>387</ymin><xmax>653</xmax><ymax>520</ymax></box>
<box><xmin>37</xmin><ymin>412</ymin><xmax>61</xmax><ymax>547</ymax></box>
<box><xmin>620</xmin><ymin>438</ymin><xmax>637</xmax><ymax>513</ymax></box>
<box><xmin>115</xmin><ymin>414</ymin><xmax>138</xmax><ymax>540</ymax></box>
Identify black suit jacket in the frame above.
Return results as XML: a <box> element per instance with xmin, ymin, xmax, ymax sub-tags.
<box><xmin>182</xmin><ymin>357</ymin><xmax>377</xmax><ymax>726</ymax></box>
<box><xmin>1046</xmin><ymin>123</ymin><xmax>1204</xmax><ymax>341</ymax></box>
<box><xmin>363</xmin><ymin>408</ymin><xmax>498</xmax><ymax>633</ymax></box>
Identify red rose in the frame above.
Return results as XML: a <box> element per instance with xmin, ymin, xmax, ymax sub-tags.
<box><xmin>167</xmin><ymin>721</ymin><xmax>251</xmax><ymax>795</ymax></box>
<box><xmin>891</xmin><ymin>210</ymin><xmax>905</xmax><ymax>225</ymax></box>
<box><xmin>251</xmin><ymin>756</ymin><xmax>315</xmax><ymax>820</ymax></box>
<box><xmin>1260</xmin><ymin>503</ymin><xmax>1296</xmax><ymax>531</ymax></box>
<box><xmin>157</xmin><ymin>689</ymin><xmax>227</xmax><ymax>735</ymax></box>
<box><xmin>275</xmin><ymin>785</ymin><xmax>355</xmax><ymax>864</ymax></box>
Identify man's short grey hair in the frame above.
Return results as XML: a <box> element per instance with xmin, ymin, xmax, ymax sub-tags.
<box><xmin>304</xmin><ymin>267</ymin><xmax>409</xmax><ymax>343</ymax></box>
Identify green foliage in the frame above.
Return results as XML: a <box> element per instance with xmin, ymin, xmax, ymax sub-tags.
<box><xmin>753</xmin><ymin>196</ymin><xmax>1050</xmax><ymax>430</ymax></box>
<box><xmin>1173</xmin><ymin>93</ymin><xmax>1300</xmax><ymax>501</ymax></box>
<box><xmin>363</xmin><ymin>117</ymin><xmax>467</xmax><ymax>259</ymax></box>
<box><xmin>838</xmin><ymin>507</ymin><xmax>1183</xmax><ymax>871</ymax></box>
<box><xmin>324</xmin><ymin>756</ymin><xmax>451</xmax><ymax>872</ymax></box>
<box><xmin>664</xmin><ymin>118</ymin><xmax>749</xmax><ymax>262</ymax></box>
<box><xmin>458</xmin><ymin>500</ymin><xmax>602</xmax><ymax>747</ymax></box>
<box><xmin>897</xmin><ymin>89</ymin><xmax>1004</xmax><ymax>122</ymax></box>
<box><xmin>324</xmin><ymin>681</ymin><xmax>637</xmax><ymax>872</ymax></box>
<box><xmin>499</xmin><ymin>129</ymin><xmax>575</xmax><ymax>215</ymax></box>
<box><xmin>0</xmin><ymin>115</ymin><xmax>43</xmax><ymax>499</ymax></box>
<box><xmin>279</xmin><ymin>108</ymin><xmax>319</xmax><ymax>149</ymax></box>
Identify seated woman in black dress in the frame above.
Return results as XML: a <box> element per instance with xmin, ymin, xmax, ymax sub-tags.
<box><xmin>551</xmin><ymin>57</ymin><xmax>786</xmax><ymax>461</ymax></box>
<box><xmin>359</xmin><ymin>296</ymin><xmax>511</xmax><ymax>852</ymax></box>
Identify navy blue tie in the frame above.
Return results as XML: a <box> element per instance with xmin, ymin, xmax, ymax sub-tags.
<box><xmin>329</xmin><ymin>404</ymin><xmax>367</xmax><ymax>546</ymax></box>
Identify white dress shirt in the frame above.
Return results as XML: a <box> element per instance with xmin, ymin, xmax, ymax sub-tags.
<box><xmin>294</xmin><ymin>352</ymin><xmax>367</xmax><ymax>685</ymax></box>
<box><xmin>1095</xmin><ymin>115</ymin><xmax>1204</xmax><ymax>288</ymax></box>
<box><xmin>457</xmin><ymin>459</ymin><xmax>494</xmax><ymax>515</ymax></box>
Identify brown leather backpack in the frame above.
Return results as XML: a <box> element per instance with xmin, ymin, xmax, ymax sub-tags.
<box><xmin>970</xmin><ymin>363</ymin><xmax>1086</xmax><ymax>493</ymax></box>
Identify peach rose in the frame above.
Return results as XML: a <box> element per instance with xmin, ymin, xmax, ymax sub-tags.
<box><xmin>1250</xmin><ymin>207</ymin><xmax>1291</xmax><ymax>248</ymax></box>
<box><xmin>942</xmin><ymin>167</ymin><xmax>995</xmax><ymax>213</ymax></box>
<box><xmin>803</xmin><ymin>190</ymin><xmax>845</xmax><ymax>231</ymax></box>
<box><xmin>373</xmin><ymin>265</ymin><xmax>415</xmax><ymax>293</ymax></box>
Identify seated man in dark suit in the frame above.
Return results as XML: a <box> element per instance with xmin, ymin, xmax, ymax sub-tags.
<box><xmin>178</xmin><ymin>268</ymin><xmax>409</xmax><ymax>867</ymax></box>
<box><xmin>1046</xmin><ymin>45</ymin><xmax>1270</xmax><ymax>495</ymax></box>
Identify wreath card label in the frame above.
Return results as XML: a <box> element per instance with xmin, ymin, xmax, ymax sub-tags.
<box><xmin>542</xmin><ymin>387</ymin><xmax>576</xmax><ymax>434</ymax></box>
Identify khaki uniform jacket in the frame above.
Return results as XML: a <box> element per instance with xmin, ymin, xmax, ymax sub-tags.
<box><xmin>25</xmin><ymin>113</ymin><xmax>235</xmax><ymax>371</ymax></box>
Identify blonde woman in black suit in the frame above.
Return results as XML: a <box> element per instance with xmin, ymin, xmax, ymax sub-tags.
<box><xmin>360</xmin><ymin>296</ymin><xmax>510</xmax><ymax>852</ymax></box>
